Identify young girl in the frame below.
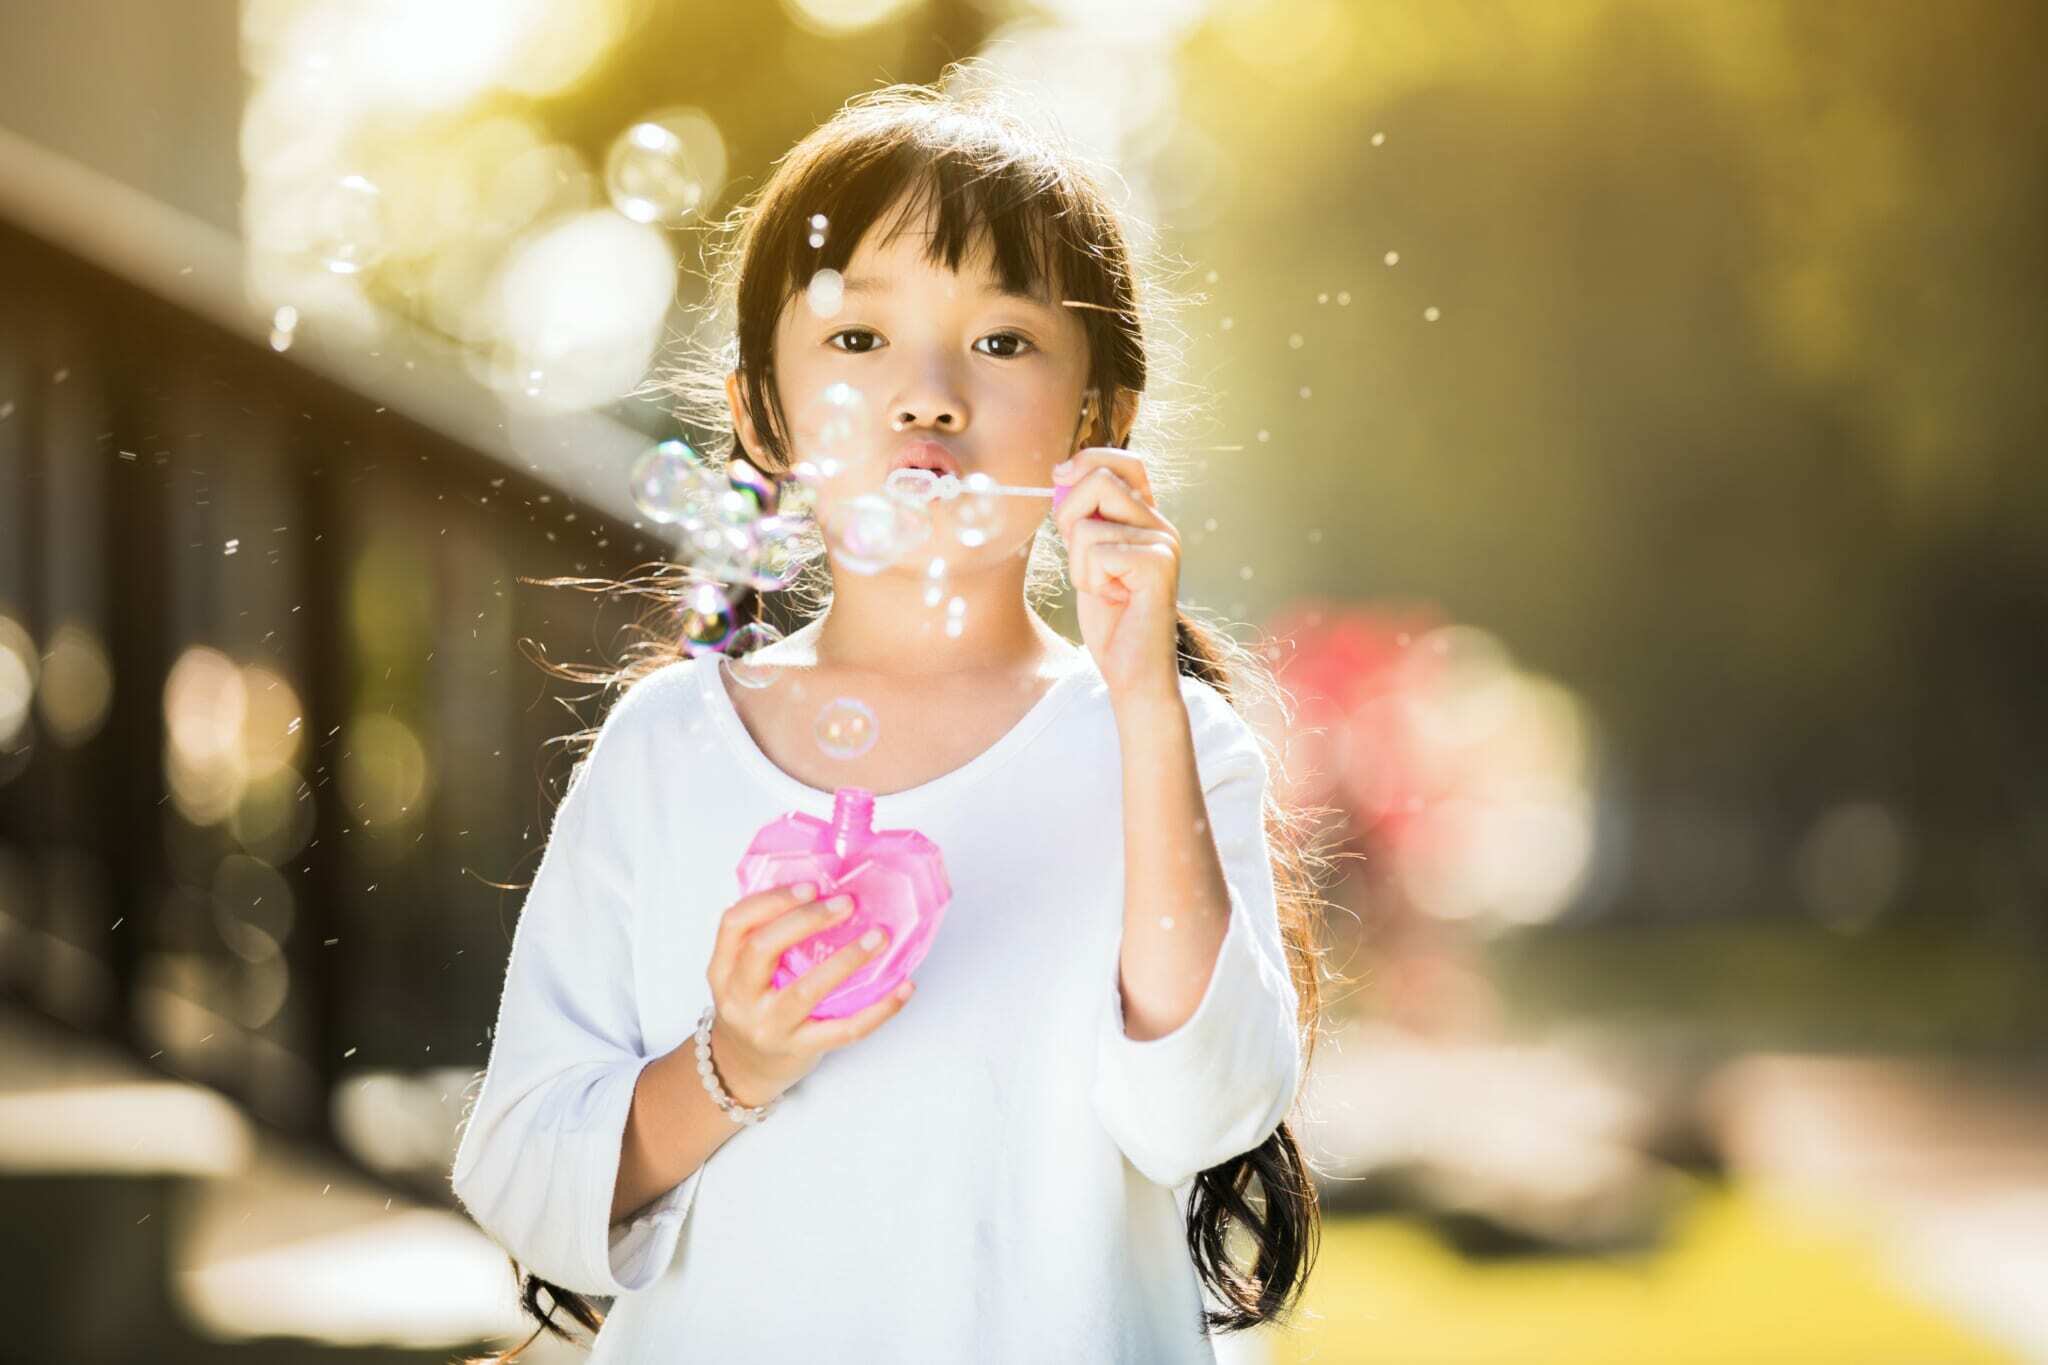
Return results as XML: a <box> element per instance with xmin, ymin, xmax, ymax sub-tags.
<box><xmin>452</xmin><ymin>76</ymin><xmax>1333</xmax><ymax>1363</ymax></box>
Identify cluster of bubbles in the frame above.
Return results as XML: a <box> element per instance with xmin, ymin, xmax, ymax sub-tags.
<box><xmin>629</xmin><ymin>438</ymin><xmax>804</xmax><ymax>685</ymax></box>
<box><xmin>628</xmin><ymin>433</ymin><xmax>894</xmax><ymax>764</ymax></box>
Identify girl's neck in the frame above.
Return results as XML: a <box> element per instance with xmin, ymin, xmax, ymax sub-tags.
<box><xmin>802</xmin><ymin>556</ymin><xmax>1078</xmax><ymax>680</ymax></box>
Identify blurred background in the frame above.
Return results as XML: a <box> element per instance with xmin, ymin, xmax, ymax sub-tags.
<box><xmin>2</xmin><ymin>1</ymin><xmax>2045</xmax><ymax>1361</ymax></box>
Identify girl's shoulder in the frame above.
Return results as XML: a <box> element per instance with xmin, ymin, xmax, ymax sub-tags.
<box><xmin>565</xmin><ymin>656</ymin><xmax>714</xmax><ymax>793</ymax></box>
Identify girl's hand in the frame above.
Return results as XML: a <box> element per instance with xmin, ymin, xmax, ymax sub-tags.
<box><xmin>704</xmin><ymin>882</ymin><xmax>910</xmax><ymax>1107</ymax></box>
<box><xmin>1052</xmin><ymin>447</ymin><xmax>1183</xmax><ymax>708</ymax></box>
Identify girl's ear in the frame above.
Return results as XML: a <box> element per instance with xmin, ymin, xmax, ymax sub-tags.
<box><xmin>725</xmin><ymin>370</ymin><xmax>766</xmax><ymax>463</ymax></box>
<box><xmin>1105</xmin><ymin>386</ymin><xmax>1140</xmax><ymax>449</ymax></box>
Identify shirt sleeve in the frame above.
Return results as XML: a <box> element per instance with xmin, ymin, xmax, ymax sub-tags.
<box><xmin>1090</xmin><ymin>681</ymin><xmax>1304</xmax><ymax>1190</ymax></box>
<box><xmin>449</xmin><ymin>678</ymin><xmax>702</xmax><ymax>1298</ymax></box>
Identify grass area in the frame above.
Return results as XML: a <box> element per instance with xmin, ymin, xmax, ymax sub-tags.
<box><xmin>1259</xmin><ymin>1178</ymin><xmax>2017</xmax><ymax>1364</ymax></box>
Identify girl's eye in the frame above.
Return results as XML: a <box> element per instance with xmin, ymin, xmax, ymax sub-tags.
<box><xmin>975</xmin><ymin>332</ymin><xmax>1034</xmax><ymax>359</ymax></box>
<box><xmin>826</xmin><ymin>328</ymin><xmax>882</xmax><ymax>354</ymax></box>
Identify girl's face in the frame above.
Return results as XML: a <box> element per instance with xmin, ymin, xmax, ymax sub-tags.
<box><xmin>732</xmin><ymin>196</ymin><xmax>1096</xmax><ymax>578</ymax></box>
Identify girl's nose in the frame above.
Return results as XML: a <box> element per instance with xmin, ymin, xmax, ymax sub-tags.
<box><xmin>892</xmin><ymin>408</ymin><xmax>957</xmax><ymax>430</ymax></box>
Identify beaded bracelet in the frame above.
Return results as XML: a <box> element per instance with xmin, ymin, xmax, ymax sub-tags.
<box><xmin>694</xmin><ymin>1005</ymin><xmax>776</xmax><ymax>1127</ymax></box>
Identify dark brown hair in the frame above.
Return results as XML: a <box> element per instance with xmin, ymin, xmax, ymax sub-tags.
<box><xmin>471</xmin><ymin>68</ymin><xmax>1347</xmax><ymax>1359</ymax></box>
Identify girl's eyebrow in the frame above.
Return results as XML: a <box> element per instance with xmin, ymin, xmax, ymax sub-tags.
<box><xmin>839</xmin><ymin>272</ymin><xmax>1053</xmax><ymax>308</ymax></box>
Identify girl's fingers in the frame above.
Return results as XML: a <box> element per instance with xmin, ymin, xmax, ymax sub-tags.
<box><xmin>787</xmin><ymin>973</ymin><xmax>915</xmax><ymax>1052</ymax></box>
<box><xmin>736</xmin><ymin>895</ymin><xmax>859</xmax><ymax>996</ymax></box>
<box><xmin>1057</xmin><ymin>447</ymin><xmax>1157</xmax><ymax>507</ymax></box>
<box><xmin>1068</xmin><ymin>525</ymin><xmax>1178</xmax><ymax>600</ymax></box>
<box><xmin>1088</xmin><ymin>541</ymin><xmax>1178</xmax><ymax>602</ymax></box>
<box><xmin>770</xmin><ymin>921</ymin><xmax>895</xmax><ymax>1026</ymax></box>
<box><xmin>710</xmin><ymin>882</ymin><xmax>829</xmax><ymax>991</ymax></box>
<box><xmin>1053</xmin><ymin>464</ymin><xmax>1167</xmax><ymax>540</ymax></box>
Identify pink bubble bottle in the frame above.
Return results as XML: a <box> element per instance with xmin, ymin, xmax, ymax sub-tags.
<box><xmin>733</xmin><ymin>787</ymin><xmax>951</xmax><ymax>1020</ymax></box>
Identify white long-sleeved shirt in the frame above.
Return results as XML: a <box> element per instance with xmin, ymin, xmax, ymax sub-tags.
<box><xmin>448</xmin><ymin>644</ymin><xmax>1302</xmax><ymax>1363</ymax></box>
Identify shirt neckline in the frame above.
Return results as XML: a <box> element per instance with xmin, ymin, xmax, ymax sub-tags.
<box><xmin>696</xmin><ymin>645</ymin><xmax>1099</xmax><ymax>814</ymax></box>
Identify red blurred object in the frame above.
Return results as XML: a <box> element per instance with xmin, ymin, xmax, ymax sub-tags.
<box><xmin>1264</xmin><ymin>598</ymin><xmax>1448</xmax><ymax>849</ymax></box>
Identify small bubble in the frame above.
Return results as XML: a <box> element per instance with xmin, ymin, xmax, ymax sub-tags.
<box><xmin>805</xmin><ymin>268</ymin><xmax>845</xmax><ymax>318</ymax></box>
<box><xmin>1204</xmin><ymin>269</ymin><xmax>1219</xmax><ymax>283</ymax></box>
<box><xmin>808</xmin><ymin>231</ymin><xmax>826</xmax><ymax>249</ymax></box>
<box><xmin>1316</xmin><ymin>292</ymin><xmax>1329</xmax><ymax>304</ymax></box>
<box><xmin>809</xmin><ymin>212</ymin><xmax>828</xmax><ymax>231</ymax></box>
<box><xmin>1287</xmin><ymin>333</ymin><xmax>1304</xmax><ymax>349</ymax></box>
<box><xmin>1219</xmin><ymin>316</ymin><xmax>1234</xmax><ymax>330</ymax></box>
<box><xmin>1371</xmin><ymin>131</ymin><xmax>1386</xmax><ymax>146</ymax></box>
<box><xmin>1424</xmin><ymin>306</ymin><xmax>1441</xmax><ymax>322</ymax></box>
<box><xmin>1238</xmin><ymin>565</ymin><xmax>1254</xmax><ymax>580</ymax></box>
<box><xmin>1256</xmin><ymin>429</ymin><xmax>1270</xmax><ymax>443</ymax></box>
<box><xmin>1336</xmin><ymin>290</ymin><xmax>1352</xmax><ymax>305</ymax></box>
<box><xmin>53</xmin><ymin>367</ymin><xmax>70</xmax><ymax>384</ymax></box>
<box><xmin>605</xmin><ymin>119</ymin><xmax>711</xmax><ymax>227</ymax></box>
<box><xmin>223</xmin><ymin>538</ymin><xmax>240</xmax><ymax>556</ymax></box>
<box><xmin>1203</xmin><ymin>517</ymin><xmax>1218</xmax><ymax>532</ymax></box>
<box><xmin>1299</xmin><ymin>386</ymin><xmax>1312</xmax><ymax>399</ymax></box>
<box><xmin>1383</xmin><ymin>250</ymin><xmax>1400</xmax><ymax>267</ymax></box>
<box><xmin>1159</xmin><ymin>915</ymin><xmax>1176</xmax><ymax>930</ymax></box>
<box><xmin>1308</xmin><ymin>528</ymin><xmax>1324</xmax><ymax>544</ymax></box>
<box><xmin>815</xmin><ymin>697</ymin><xmax>878</xmax><ymax>760</ymax></box>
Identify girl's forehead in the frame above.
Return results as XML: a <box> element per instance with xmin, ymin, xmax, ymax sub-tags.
<box><xmin>844</xmin><ymin>224</ymin><xmax>1053</xmax><ymax>305</ymax></box>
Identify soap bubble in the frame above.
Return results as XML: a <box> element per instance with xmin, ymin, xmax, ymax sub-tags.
<box><xmin>790</xmin><ymin>382</ymin><xmax>874</xmax><ymax>483</ymax></box>
<box><xmin>721</xmin><ymin>621</ymin><xmax>785</xmax><ymax>689</ymax></box>
<box><xmin>775</xmin><ymin>478</ymin><xmax>817</xmax><ymax>522</ymax></box>
<box><xmin>675</xmin><ymin>580</ymin><xmax>737</xmax><ymax>657</ymax></box>
<box><xmin>605</xmin><ymin>113</ymin><xmax>725</xmax><ymax>227</ymax></box>
<box><xmin>628</xmin><ymin>439</ymin><xmax>721</xmax><ymax>525</ymax></box>
<box><xmin>922</xmin><ymin>556</ymin><xmax>948</xmax><ymax>608</ymax></box>
<box><xmin>822</xmin><ymin>493</ymin><xmax>930</xmax><ymax>574</ymax></box>
<box><xmin>677</xmin><ymin>519</ymin><xmax>758</xmax><ymax>586</ymax></box>
<box><xmin>805</xmin><ymin>268</ymin><xmax>845</xmax><ymax>318</ymax></box>
<box><xmin>815</xmin><ymin>697</ymin><xmax>878</xmax><ymax>760</ymax></box>
<box><xmin>743</xmin><ymin>515</ymin><xmax>808</xmax><ymax>592</ymax></box>
<box><xmin>723</xmin><ymin>456</ymin><xmax>779</xmax><ymax>520</ymax></box>
<box><xmin>1424</xmin><ymin>306</ymin><xmax>1441</xmax><ymax>322</ymax></box>
<box><xmin>951</xmin><ymin>471</ymin><xmax>1004</xmax><ymax>549</ymax></box>
<box><xmin>308</xmin><ymin>174</ymin><xmax>387</xmax><ymax>276</ymax></box>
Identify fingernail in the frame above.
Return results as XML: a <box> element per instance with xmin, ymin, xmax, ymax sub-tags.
<box><xmin>827</xmin><ymin>894</ymin><xmax>853</xmax><ymax>913</ymax></box>
<box><xmin>1052</xmin><ymin>458</ymin><xmax>1074</xmax><ymax>481</ymax></box>
<box><xmin>860</xmin><ymin>928</ymin><xmax>884</xmax><ymax>950</ymax></box>
<box><xmin>793</xmin><ymin>883</ymin><xmax>817</xmax><ymax>901</ymax></box>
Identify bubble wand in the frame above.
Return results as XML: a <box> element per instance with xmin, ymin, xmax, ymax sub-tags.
<box><xmin>881</xmin><ymin>391</ymin><xmax>1101</xmax><ymax>515</ymax></box>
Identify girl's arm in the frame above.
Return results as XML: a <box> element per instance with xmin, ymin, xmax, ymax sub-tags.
<box><xmin>1089</xmin><ymin>682</ymin><xmax>1303</xmax><ymax>1189</ymax></box>
<box><xmin>610</xmin><ymin>1035</ymin><xmax>752</xmax><ymax>1225</ymax></box>
<box><xmin>1051</xmin><ymin>446</ymin><xmax>1301</xmax><ymax>1186</ymax></box>
<box><xmin>1111</xmin><ymin>690</ymin><xmax>1235</xmax><ymax>1040</ymax></box>
<box><xmin>450</xmin><ymin>676</ymin><xmax>702</xmax><ymax>1298</ymax></box>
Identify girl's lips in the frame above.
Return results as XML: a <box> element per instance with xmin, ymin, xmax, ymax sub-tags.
<box><xmin>890</xmin><ymin>440</ymin><xmax>962</xmax><ymax>479</ymax></box>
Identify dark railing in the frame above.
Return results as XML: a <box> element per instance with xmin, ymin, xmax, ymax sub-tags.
<box><xmin>0</xmin><ymin>214</ymin><xmax>666</xmax><ymax>1201</ymax></box>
